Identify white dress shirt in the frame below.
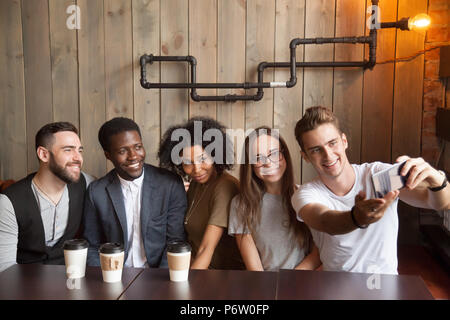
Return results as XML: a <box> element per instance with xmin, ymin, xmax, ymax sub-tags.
<box><xmin>117</xmin><ymin>172</ymin><xmax>147</xmax><ymax>268</ymax></box>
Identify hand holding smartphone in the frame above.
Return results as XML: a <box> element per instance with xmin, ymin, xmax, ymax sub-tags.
<box><xmin>371</xmin><ymin>161</ymin><xmax>409</xmax><ymax>198</ymax></box>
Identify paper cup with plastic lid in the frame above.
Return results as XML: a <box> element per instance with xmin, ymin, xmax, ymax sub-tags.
<box><xmin>99</xmin><ymin>243</ymin><xmax>124</xmax><ymax>283</ymax></box>
<box><xmin>167</xmin><ymin>241</ymin><xmax>191</xmax><ymax>282</ymax></box>
<box><xmin>63</xmin><ymin>239</ymin><xmax>89</xmax><ymax>279</ymax></box>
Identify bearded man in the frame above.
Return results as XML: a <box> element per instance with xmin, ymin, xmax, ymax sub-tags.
<box><xmin>0</xmin><ymin>122</ymin><xmax>94</xmax><ymax>272</ymax></box>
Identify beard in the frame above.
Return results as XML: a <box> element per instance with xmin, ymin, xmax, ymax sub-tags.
<box><xmin>49</xmin><ymin>153</ymin><xmax>81</xmax><ymax>184</ymax></box>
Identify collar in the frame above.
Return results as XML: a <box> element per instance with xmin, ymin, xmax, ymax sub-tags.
<box><xmin>117</xmin><ymin>170</ymin><xmax>145</xmax><ymax>191</ymax></box>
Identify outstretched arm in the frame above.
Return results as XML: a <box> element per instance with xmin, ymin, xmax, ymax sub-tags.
<box><xmin>299</xmin><ymin>190</ymin><xmax>399</xmax><ymax>235</ymax></box>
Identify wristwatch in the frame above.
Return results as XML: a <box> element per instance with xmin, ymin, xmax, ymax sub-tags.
<box><xmin>428</xmin><ymin>170</ymin><xmax>448</xmax><ymax>192</ymax></box>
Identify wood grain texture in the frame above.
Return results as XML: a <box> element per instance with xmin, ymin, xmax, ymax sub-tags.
<box><xmin>49</xmin><ymin>0</ymin><xmax>79</xmax><ymax>127</ymax></box>
<box><xmin>21</xmin><ymin>0</ymin><xmax>53</xmax><ymax>173</ymax></box>
<box><xmin>160</xmin><ymin>0</ymin><xmax>189</xmax><ymax>134</ymax></box>
<box><xmin>361</xmin><ymin>0</ymin><xmax>397</xmax><ymax>164</ymax></box>
<box><xmin>245</xmin><ymin>0</ymin><xmax>275</xmax><ymax>129</ymax></box>
<box><xmin>333</xmin><ymin>0</ymin><xmax>365</xmax><ymax>165</ymax></box>
<box><xmin>301</xmin><ymin>0</ymin><xmax>336</xmax><ymax>183</ymax></box>
<box><xmin>189</xmin><ymin>0</ymin><xmax>217</xmax><ymax>119</ymax></box>
<box><xmin>0</xmin><ymin>0</ymin><xmax>27</xmax><ymax>180</ymax></box>
<box><xmin>217</xmin><ymin>0</ymin><xmax>246</xmax><ymax>178</ymax></box>
<box><xmin>0</xmin><ymin>0</ymin><xmax>435</xmax><ymax>189</ymax></box>
<box><xmin>104</xmin><ymin>0</ymin><xmax>133</xmax><ymax>120</ymax></box>
<box><xmin>274</xmin><ymin>0</ymin><xmax>305</xmax><ymax>184</ymax></box>
<box><xmin>392</xmin><ymin>0</ymin><xmax>427</xmax><ymax>160</ymax></box>
<box><xmin>78</xmin><ymin>0</ymin><xmax>106</xmax><ymax>178</ymax></box>
<box><xmin>104</xmin><ymin>0</ymin><xmax>133</xmax><ymax>172</ymax></box>
<box><xmin>132</xmin><ymin>0</ymin><xmax>161</xmax><ymax>166</ymax></box>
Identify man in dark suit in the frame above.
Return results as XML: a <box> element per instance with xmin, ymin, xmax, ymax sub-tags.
<box><xmin>82</xmin><ymin>117</ymin><xmax>186</xmax><ymax>268</ymax></box>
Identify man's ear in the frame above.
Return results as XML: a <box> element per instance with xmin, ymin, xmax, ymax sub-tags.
<box><xmin>341</xmin><ymin>133</ymin><xmax>348</xmax><ymax>150</ymax></box>
<box><xmin>301</xmin><ymin>150</ymin><xmax>311</xmax><ymax>163</ymax></box>
<box><xmin>104</xmin><ymin>151</ymin><xmax>111</xmax><ymax>161</ymax></box>
<box><xmin>36</xmin><ymin>146</ymin><xmax>50</xmax><ymax>163</ymax></box>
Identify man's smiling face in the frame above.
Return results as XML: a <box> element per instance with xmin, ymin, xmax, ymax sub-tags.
<box><xmin>105</xmin><ymin>130</ymin><xmax>146</xmax><ymax>181</ymax></box>
<box><xmin>301</xmin><ymin>123</ymin><xmax>349</xmax><ymax>180</ymax></box>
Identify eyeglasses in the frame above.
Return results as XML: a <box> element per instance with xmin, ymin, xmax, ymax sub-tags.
<box><xmin>253</xmin><ymin>150</ymin><xmax>284</xmax><ymax>168</ymax></box>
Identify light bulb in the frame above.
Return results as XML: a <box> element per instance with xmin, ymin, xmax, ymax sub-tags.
<box><xmin>408</xmin><ymin>13</ymin><xmax>431</xmax><ymax>30</ymax></box>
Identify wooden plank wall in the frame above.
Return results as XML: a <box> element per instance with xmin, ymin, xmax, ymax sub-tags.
<box><xmin>0</xmin><ymin>0</ymin><xmax>429</xmax><ymax>186</ymax></box>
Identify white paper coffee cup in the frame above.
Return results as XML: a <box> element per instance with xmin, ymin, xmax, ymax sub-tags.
<box><xmin>167</xmin><ymin>241</ymin><xmax>191</xmax><ymax>282</ymax></box>
<box><xmin>63</xmin><ymin>239</ymin><xmax>89</xmax><ymax>279</ymax></box>
<box><xmin>99</xmin><ymin>243</ymin><xmax>124</xmax><ymax>283</ymax></box>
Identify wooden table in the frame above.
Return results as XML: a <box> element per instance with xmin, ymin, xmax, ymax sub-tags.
<box><xmin>0</xmin><ymin>265</ymin><xmax>434</xmax><ymax>300</ymax></box>
<box><xmin>276</xmin><ymin>269</ymin><xmax>434</xmax><ymax>300</ymax></box>
<box><xmin>0</xmin><ymin>264</ymin><xmax>143</xmax><ymax>300</ymax></box>
<box><xmin>120</xmin><ymin>268</ymin><xmax>278</xmax><ymax>300</ymax></box>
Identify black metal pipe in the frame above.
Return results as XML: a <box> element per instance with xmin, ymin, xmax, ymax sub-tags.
<box><xmin>365</xmin><ymin>29</ymin><xmax>377</xmax><ymax>70</ymax></box>
<box><xmin>191</xmin><ymin>92</ymin><xmax>264</xmax><ymax>102</ymax></box>
<box><xmin>138</xmin><ymin>0</ymin><xmax>381</xmax><ymax>102</ymax></box>
<box><xmin>380</xmin><ymin>17</ymin><xmax>409</xmax><ymax>31</ymax></box>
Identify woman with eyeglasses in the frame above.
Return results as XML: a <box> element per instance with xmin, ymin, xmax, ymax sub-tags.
<box><xmin>228</xmin><ymin>127</ymin><xmax>321</xmax><ymax>271</ymax></box>
<box><xmin>158</xmin><ymin>117</ymin><xmax>244</xmax><ymax>270</ymax></box>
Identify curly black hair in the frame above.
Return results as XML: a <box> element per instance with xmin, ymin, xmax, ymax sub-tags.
<box><xmin>158</xmin><ymin>117</ymin><xmax>234</xmax><ymax>178</ymax></box>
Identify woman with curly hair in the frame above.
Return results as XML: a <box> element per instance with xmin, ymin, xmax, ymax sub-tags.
<box><xmin>228</xmin><ymin>127</ymin><xmax>321</xmax><ymax>271</ymax></box>
<box><xmin>158</xmin><ymin>117</ymin><xmax>244</xmax><ymax>270</ymax></box>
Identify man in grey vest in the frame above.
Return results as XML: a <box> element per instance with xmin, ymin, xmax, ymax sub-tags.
<box><xmin>0</xmin><ymin>122</ymin><xmax>94</xmax><ymax>272</ymax></box>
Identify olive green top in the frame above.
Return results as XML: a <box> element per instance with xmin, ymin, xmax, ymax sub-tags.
<box><xmin>185</xmin><ymin>172</ymin><xmax>244</xmax><ymax>270</ymax></box>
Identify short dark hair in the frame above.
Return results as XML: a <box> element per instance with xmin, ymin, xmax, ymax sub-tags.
<box><xmin>158</xmin><ymin>117</ymin><xmax>234</xmax><ymax>177</ymax></box>
<box><xmin>294</xmin><ymin>106</ymin><xmax>341</xmax><ymax>151</ymax></box>
<box><xmin>35</xmin><ymin>122</ymin><xmax>79</xmax><ymax>151</ymax></box>
<box><xmin>98</xmin><ymin>117</ymin><xmax>142</xmax><ymax>152</ymax></box>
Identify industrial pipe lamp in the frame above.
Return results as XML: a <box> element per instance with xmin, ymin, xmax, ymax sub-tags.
<box><xmin>139</xmin><ymin>0</ymin><xmax>431</xmax><ymax>102</ymax></box>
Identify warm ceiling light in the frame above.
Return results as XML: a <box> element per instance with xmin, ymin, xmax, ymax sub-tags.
<box><xmin>408</xmin><ymin>13</ymin><xmax>431</xmax><ymax>30</ymax></box>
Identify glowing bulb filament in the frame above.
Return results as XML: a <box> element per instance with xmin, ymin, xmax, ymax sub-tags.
<box><xmin>409</xmin><ymin>13</ymin><xmax>431</xmax><ymax>30</ymax></box>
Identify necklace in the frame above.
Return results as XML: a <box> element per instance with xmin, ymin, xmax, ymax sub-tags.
<box><xmin>184</xmin><ymin>184</ymin><xmax>208</xmax><ymax>225</ymax></box>
<box><xmin>32</xmin><ymin>178</ymin><xmax>62</xmax><ymax>206</ymax></box>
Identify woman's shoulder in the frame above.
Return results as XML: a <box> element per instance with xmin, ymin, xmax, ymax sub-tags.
<box><xmin>213</xmin><ymin>172</ymin><xmax>239</xmax><ymax>194</ymax></box>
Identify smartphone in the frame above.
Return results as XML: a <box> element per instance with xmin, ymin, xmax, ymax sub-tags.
<box><xmin>371</xmin><ymin>161</ymin><xmax>409</xmax><ymax>198</ymax></box>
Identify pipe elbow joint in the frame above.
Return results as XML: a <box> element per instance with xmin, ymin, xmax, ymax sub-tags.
<box><xmin>258</xmin><ymin>62</ymin><xmax>268</xmax><ymax>73</ymax></box>
<box><xmin>140</xmin><ymin>78</ymin><xmax>150</xmax><ymax>89</ymax></box>
<box><xmin>190</xmin><ymin>90</ymin><xmax>201</xmax><ymax>101</ymax></box>
<box><xmin>186</xmin><ymin>55</ymin><xmax>197</xmax><ymax>65</ymax></box>
<box><xmin>254</xmin><ymin>91</ymin><xmax>264</xmax><ymax>101</ymax></box>
<box><xmin>290</xmin><ymin>38</ymin><xmax>301</xmax><ymax>49</ymax></box>
<box><xmin>286</xmin><ymin>78</ymin><xmax>297</xmax><ymax>88</ymax></box>
<box><xmin>140</xmin><ymin>54</ymin><xmax>153</xmax><ymax>66</ymax></box>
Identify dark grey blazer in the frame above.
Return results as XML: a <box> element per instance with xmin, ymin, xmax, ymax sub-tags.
<box><xmin>82</xmin><ymin>164</ymin><xmax>187</xmax><ymax>267</ymax></box>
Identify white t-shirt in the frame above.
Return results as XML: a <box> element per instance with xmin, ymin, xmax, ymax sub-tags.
<box><xmin>291</xmin><ymin>162</ymin><xmax>399</xmax><ymax>275</ymax></box>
